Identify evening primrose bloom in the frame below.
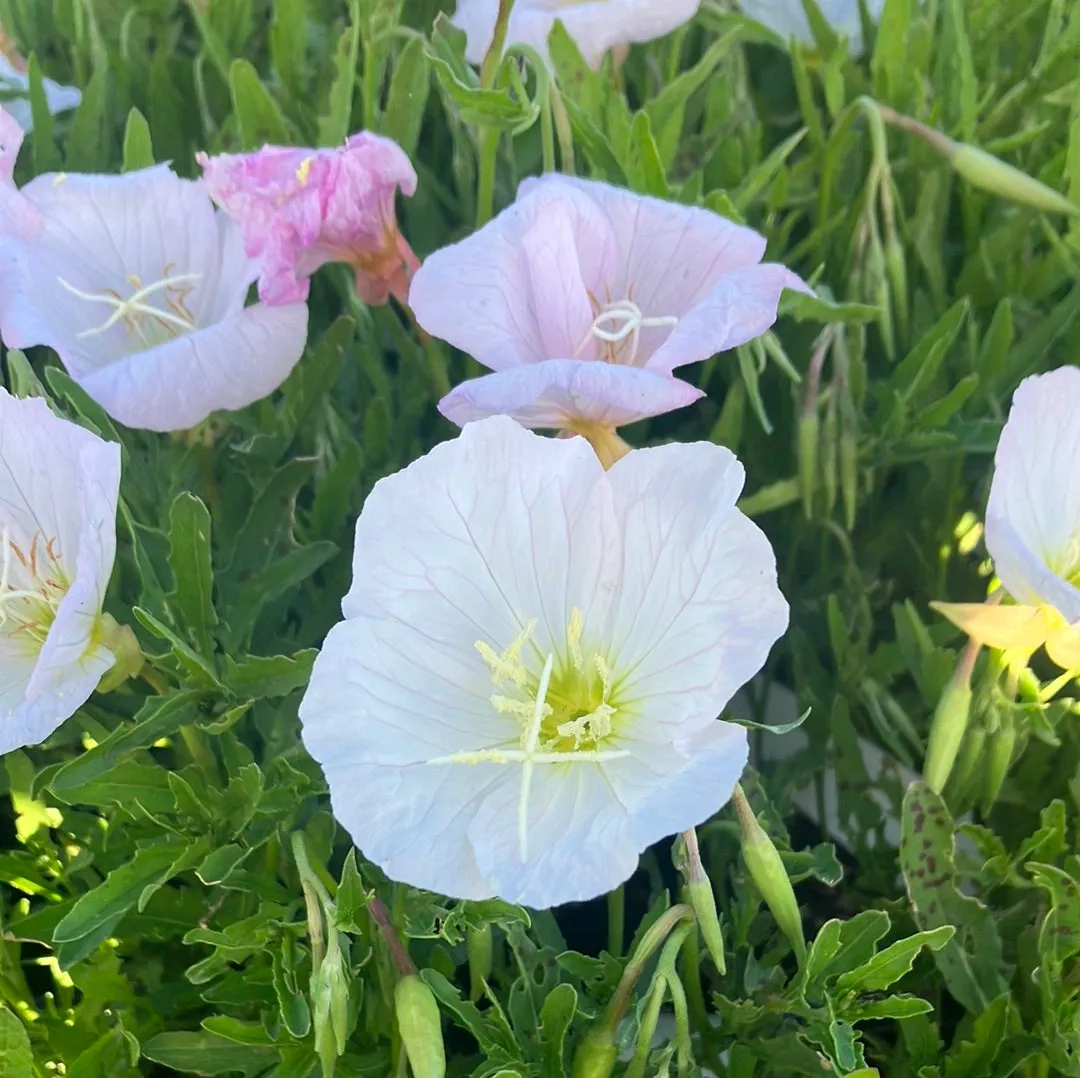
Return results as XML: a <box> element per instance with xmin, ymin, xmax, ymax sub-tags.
<box><xmin>299</xmin><ymin>416</ymin><xmax>788</xmax><ymax>908</ymax></box>
<box><xmin>0</xmin><ymin>389</ymin><xmax>120</xmax><ymax>751</ymax></box>
<box><xmin>934</xmin><ymin>367</ymin><xmax>1080</xmax><ymax>670</ymax></box>
<box><xmin>453</xmin><ymin>0</ymin><xmax>702</xmax><ymax>68</ymax></box>
<box><xmin>410</xmin><ymin>175</ymin><xmax>808</xmax><ymax>434</ymax></box>
<box><xmin>0</xmin><ymin>149</ymin><xmax>309</xmax><ymax>432</ymax></box>
<box><xmin>198</xmin><ymin>134</ymin><xmax>419</xmax><ymax>306</ymax></box>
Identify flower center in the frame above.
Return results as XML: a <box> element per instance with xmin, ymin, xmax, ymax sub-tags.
<box><xmin>573</xmin><ymin>298</ymin><xmax>678</xmax><ymax>366</ymax></box>
<box><xmin>425</xmin><ymin>609</ymin><xmax>630</xmax><ymax>863</ymax></box>
<box><xmin>0</xmin><ymin>526</ymin><xmax>68</xmax><ymax>647</ymax></box>
<box><xmin>58</xmin><ymin>267</ymin><xmax>202</xmax><ymax>351</ymax></box>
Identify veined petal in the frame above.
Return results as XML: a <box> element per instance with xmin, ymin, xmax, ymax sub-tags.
<box><xmin>604</xmin><ymin>441</ymin><xmax>788</xmax><ymax>727</ymax></box>
<box><xmin>409</xmin><ymin>179</ymin><xmax>619</xmax><ymax>372</ymax></box>
<box><xmin>74</xmin><ymin>301</ymin><xmax>309</xmax><ymax>432</ymax></box>
<box><xmin>648</xmin><ymin>263</ymin><xmax>811</xmax><ymax>374</ymax></box>
<box><xmin>1046</xmin><ymin>625</ymin><xmax>1080</xmax><ymax>672</ymax></box>
<box><xmin>986</xmin><ymin>366</ymin><xmax>1080</xmax><ymax>622</ymax></box>
<box><xmin>438</xmin><ymin>361</ymin><xmax>705</xmax><ymax>430</ymax></box>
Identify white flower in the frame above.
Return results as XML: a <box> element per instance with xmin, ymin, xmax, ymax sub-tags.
<box><xmin>739</xmin><ymin>0</ymin><xmax>886</xmax><ymax>54</ymax></box>
<box><xmin>934</xmin><ymin>366</ymin><xmax>1080</xmax><ymax>669</ymax></box>
<box><xmin>453</xmin><ymin>0</ymin><xmax>703</xmax><ymax>69</ymax></box>
<box><xmin>0</xmin><ymin>52</ymin><xmax>81</xmax><ymax>132</ymax></box>
<box><xmin>0</xmin><ymin>135</ymin><xmax>309</xmax><ymax>433</ymax></box>
<box><xmin>299</xmin><ymin>416</ymin><xmax>788</xmax><ymax>908</ymax></box>
<box><xmin>0</xmin><ymin>387</ymin><xmax>121</xmax><ymax>750</ymax></box>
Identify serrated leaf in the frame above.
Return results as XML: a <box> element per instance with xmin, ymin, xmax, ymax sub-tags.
<box><xmin>835</xmin><ymin>925</ymin><xmax>954</xmax><ymax>993</ymax></box>
<box><xmin>223</xmin><ymin>651</ymin><xmax>317</xmax><ymax>700</ymax></box>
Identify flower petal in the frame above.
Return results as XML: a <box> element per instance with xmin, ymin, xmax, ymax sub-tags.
<box><xmin>73</xmin><ymin>301</ymin><xmax>309</xmax><ymax>432</ymax></box>
<box><xmin>342</xmin><ymin>415</ymin><xmax>618</xmax><ymax>654</ymax></box>
<box><xmin>438</xmin><ymin>360</ymin><xmax>704</xmax><ymax>430</ymax></box>
<box><xmin>604</xmin><ymin>441</ymin><xmax>788</xmax><ymax>727</ymax></box>
<box><xmin>409</xmin><ymin>179</ymin><xmax>619</xmax><ymax>371</ymax></box>
<box><xmin>929</xmin><ymin>601</ymin><xmax>1055</xmax><ymax>652</ymax></box>
<box><xmin>648</xmin><ymin>263</ymin><xmax>811</xmax><ymax>374</ymax></box>
<box><xmin>986</xmin><ymin>366</ymin><xmax>1080</xmax><ymax>621</ymax></box>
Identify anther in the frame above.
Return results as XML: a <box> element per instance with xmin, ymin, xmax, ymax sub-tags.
<box><xmin>57</xmin><ymin>272</ymin><xmax>203</xmax><ymax>340</ymax></box>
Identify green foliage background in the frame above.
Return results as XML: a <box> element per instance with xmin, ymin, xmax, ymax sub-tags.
<box><xmin>1</xmin><ymin>0</ymin><xmax>1080</xmax><ymax>1074</ymax></box>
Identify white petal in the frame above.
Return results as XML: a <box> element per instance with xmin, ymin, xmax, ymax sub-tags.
<box><xmin>986</xmin><ymin>367</ymin><xmax>1080</xmax><ymax>621</ymax></box>
<box><xmin>74</xmin><ymin>302</ymin><xmax>309</xmax><ymax>432</ymax></box>
<box><xmin>343</xmin><ymin>416</ymin><xmax>619</xmax><ymax>662</ymax></box>
<box><xmin>604</xmin><ymin>441</ymin><xmax>788</xmax><ymax>727</ymax></box>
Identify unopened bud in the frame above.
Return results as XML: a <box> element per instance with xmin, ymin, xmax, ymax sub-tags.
<box><xmin>95</xmin><ymin>615</ymin><xmax>144</xmax><ymax>694</ymax></box>
<box><xmin>797</xmin><ymin>410</ymin><xmax>819</xmax><ymax>519</ymax></box>
<box><xmin>822</xmin><ymin>396</ymin><xmax>838</xmax><ymax>516</ymax></box>
<box><xmin>947</xmin><ymin>720</ymin><xmax>985</xmax><ymax>804</ymax></box>
<box><xmin>571</xmin><ymin>1027</ymin><xmax>617</xmax><ymax>1078</ymax></box>
<box><xmin>923</xmin><ymin>641</ymin><xmax>976</xmax><ymax>795</ymax></box>
<box><xmin>467</xmin><ymin>924</ymin><xmax>493</xmax><ymax>1001</ymax></box>
<box><xmin>395</xmin><ymin>975</ymin><xmax>446</xmax><ymax>1078</ymax></box>
<box><xmin>679</xmin><ymin>828</ymin><xmax>726</xmax><ymax>974</ymax></box>
<box><xmin>312</xmin><ymin>931</ymin><xmax>349</xmax><ymax>1073</ymax></box>
<box><xmin>948</xmin><ymin>143</ymin><xmax>1079</xmax><ymax>216</ymax></box>
<box><xmin>981</xmin><ymin>705</ymin><xmax>1016</xmax><ymax>814</ymax></box>
<box><xmin>732</xmin><ymin>785</ymin><xmax>806</xmax><ymax>964</ymax></box>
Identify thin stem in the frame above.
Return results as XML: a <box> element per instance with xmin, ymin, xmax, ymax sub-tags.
<box><xmin>369</xmin><ymin>894</ymin><xmax>416</xmax><ymax>978</ymax></box>
<box><xmin>550</xmin><ymin>82</ymin><xmax>576</xmax><ymax>175</ymax></box>
<box><xmin>680</xmin><ymin>917</ymin><xmax>709</xmax><ymax>1035</ymax></box>
<box><xmin>540</xmin><ymin>80</ymin><xmax>556</xmax><ymax>174</ymax></box>
<box><xmin>475</xmin><ymin>128</ymin><xmax>499</xmax><ymax>229</ymax></box>
<box><xmin>140</xmin><ymin>663</ymin><xmax>168</xmax><ymax>694</ymax></box>
<box><xmin>607</xmin><ymin>886</ymin><xmax>625</xmax><ymax>957</ymax></box>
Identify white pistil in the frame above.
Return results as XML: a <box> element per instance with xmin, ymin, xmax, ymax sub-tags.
<box><xmin>58</xmin><ymin>272</ymin><xmax>202</xmax><ymax>341</ymax></box>
<box><xmin>573</xmin><ymin>299</ymin><xmax>679</xmax><ymax>365</ymax></box>
<box><xmin>0</xmin><ymin>527</ymin><xmax>53</xmax><ymax>633</ymax></box>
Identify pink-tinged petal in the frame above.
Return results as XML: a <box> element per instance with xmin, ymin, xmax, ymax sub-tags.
<box><xmin>410</xmin><ymin>179</ymin><xmax>619</xmax><ymax>371</ymax></box>
<box><xmin>0</xmin><ymin>106</ymin><xmax>22</xmax><ymax>182</ymax></box>
<box><xmin>438</xmin><ymin>360</ymin><xmax>705</xmax><ymax>430</ymax></box>
<box><xmin>604</xmin><ymin>440</ymin><xmax>788</xmax><ymax>726</ymax></box>
<box><xmin>985</xmin><ymin>367</ymin><xmax>1080</xmax><ymax>621</ymax></box>
<box><xmin>0</xmin><ymin>389</ymin><xmax>120</xmax><ymax>748</ymax></box>
<box><xmin>74</xmin><ymin>302</ymin><xmax>309</xmax><ymax>432</ymax></box>
<box><xmin>648</xmin><ymin>263</ymin><xmax>812</xmax><ymax>373</ymax></box>
<box><xmin>199</xmin><ymin>134</ymin><xmax>417</xmax><ymax>307</ymax></box>
<box><xmin>454</xmin><ymin>0</ymin><xmax>702</xmax><ymax>69</ymax></box>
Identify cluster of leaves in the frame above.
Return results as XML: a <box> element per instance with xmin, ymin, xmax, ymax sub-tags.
<box><xmin>0</xmin><ymin>0</ymin><xmax>1079</xmax><ymax>1075</ymax></box>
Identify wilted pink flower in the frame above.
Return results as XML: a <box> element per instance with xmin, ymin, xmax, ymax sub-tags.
<box><xmin>0</xmin><ymin>130</ymin><xmax>309</xmax><ymax>432</ymax></box>
<box><xmin>197</xmin><ymin>134</ymin><xmax>420</xmax><ymax>307</ymax></box>
<box><xmin>453</xmin><ymin>0</ymin><xmax>703</xmax><ymax>69</ymax></box>
<box><xmin>410</xmin><ymin>175</ymin><xmax>808</xmax><ymax>432</ymax></box>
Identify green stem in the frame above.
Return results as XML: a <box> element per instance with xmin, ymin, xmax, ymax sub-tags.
<box><xmin>607</xmin><ymin>885</ymin><xmax>625</xmax><ymax>957</ymax></box>
<box><xmin>476</xmin><ymin>127</ymin><xmax>499</xmax><ymax>228</ymax></box>
<box><xmin>371</xmin><ymin>893</ymin><xmax>415</xmax><ymax>978</ymax></box>
<box><xmin>551</xmin><ymin>81</ymin><xmax>576</xmax><ymax>174</ymax></box>
<box><xmin>679</xmin><ymin>918</ymin><xmax>709</xmax><ymax>1035</ymax></box>
<box><xmin>140</xmin><ymin>663</ymin><xmax>168</xmax><ymax>694</ymax></box>
<box><xmin>540</xmin><ymin>80</ymin><xmax>556</xmax><ymax>174</ymax></box>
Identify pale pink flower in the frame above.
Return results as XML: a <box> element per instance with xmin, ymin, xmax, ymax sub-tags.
<box><xmin>409</xmin><ymin>175</ymin><xmax>809</xmax><ymax>431</ymax></box>
<box><xmin>0</xmin><ymin>138</ymin><xmax>309</xmax><ymax>432</ymax></box>
<box><xmin>299</xmin><ymin>416</ymin><xmax>787</xmax><ymax>907</ymax></box>
<box><xmin>197</xmin><ymin>134</ymin><xmax>420</xmax><ymax>307</ymax></box>
<box><xmin>453</xmin><ymin>0</ymin><xmax>703</xmax><ymax>69</ymax></box>
<box><xmin>0</xmin><ymin>388</ymin><xmax>120</xmax><ymax>750</ymax></box>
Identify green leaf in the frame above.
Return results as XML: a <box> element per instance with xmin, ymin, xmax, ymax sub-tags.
<box><xmin>277</xmin><ymin>316</ymin><xmax>354</xmax><ymax>443</ymax></box>
<box><xmin>64</xmin><ymin>65</ymin><xmax>108</xmax><ymax>172</ymax></box>
<box><xmin>223</xmin><ymin>651</ymin><xmax>317</xmax><ymax>700</ymax></box>
<box><xmin>889</xmin><ymin>299</ymin><xmax>968</xmax><ymax>398</ymax></box>
<box><xmin>134</xmin><ymin>606</ymin><xmax>222</xmax><ymax>690</ymax></box>
<box><xmin>168</xmin><ymin>492</ymin><xmax>218</xmax><ymax>657</ymax></box>
<box><xmin>421</xmin><ymin>969</ymin><xmax>521</xmax><ymax>1060</ymax></box>
<box><xmin>336</xmin><ymin>849</ymin><xmax>371</xmax><ymax>932</ymax></box>
<box><xmin>538</xmin><ymin>983</ymin><xmax>577</xmax><ymax>1078</ymax></box>
<box><xmin>121</xmin><ymin>107</ymin><xmax>154</xmax><ymax>172</ymax></box>
<box><xmin>943</xmin><ymin>994</ymin><xmax>1009</xmax><ymax>1078</ymax></box>
<box><xmin>26</xmin><ymin>54</ymin><xmax>61</xmax><ymax>174</ymax></box>
<box><xmin>50</xmin><ymin>691</ymin><xmax>203</xmax><ymax>795</ymax></box>
<box><xmin>559</xmin><ymin>94</ymin><xmax>627</xmax><ymax>183</ymax></box>
<box><xmin>383</xmin><ymin>35</ymin><xmax>430</xmax><ymax>157</ymax></box>
<box><xmin>230</xmin><ymin>58</ymin><xmax>290</xmax><ymax>149</ymax></box>
<box><xmin>54</xmin><ymin>841</ymin><xmax>187</xmax><ymax>946</ymax></box>
<box><xmin>141</xmin><ymin>1031</ymin><xmax>278</xmax><ymax>1076</ymax></box>
<box><xmin>778</xmin><ymin>291</ymin><xmax>880</xmax><ymax>325</ymax></box>
<box><xmin>48</xmin><ymin>760</ymin><xmax>177</xmax><ymax>818</ymax></box>
<box><xmin>0</xmin><ymin>1006</ymin><xmax>32</xmax><ymax>1078</ymax></box>
<box><xmin>900</xmin><ymin>782</ymin><xmax>1009</xmax><ymax>1013</ymax></box>
<box><xmin>318</xmin><ymin>0</ymin><xmax>361</xmax><ymax>145</ymax></box>
<box><xmin>270</xmin><ymin>0</ymin><xmax>308</xmax><ymax>98</ymax></box>
<box><xmin>835</xmin><ymin>925</ymin><xmax>954</xmax><ymax>992</ymax></box>
<box><xmin>624</xmin><ymin>111</ymin><xmax>668</xmax><ymax>198</ymax></box>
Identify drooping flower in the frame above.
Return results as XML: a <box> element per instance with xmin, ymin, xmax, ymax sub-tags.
<box><xmin>453</xmin><ymin>0</ymin><xmax>703</xmax><ymax>69</ymax></box>
<box><xmin>0</xmin><ymin>136</ymin><xmax>309</xmax><ymax>432</ymax></box>
<box><xmin>299</xmin><ymin>416</ymin><xmax>788</xmax><ymax>908</ymax></box>
<box><xmin>0</xmin><ymin>29</ymin><xmax>81</xmax><ymax>132</ymax></box>
<box><xmin>409</xmin><ymin>174</ymin><xmax>808</xmax><ymax>434</ymax></box>
<box><xmin>934</xmin><ymin>367</ymin><xmax>1080</xmax><ymax>670</ymax></box>
<box><xmin>197</xmin><ymin>134</ymin><xmax>419</xmax><ymax>307</ymax></box>
<box><xmin>0</xmin><ymin>388</ymin><xmax>121</xmax><ymax>752</ymax></box>
<box><xmin>739</xmin><ymin>0</ymin><xmax>886</xmax><ymax>55</ymax></box>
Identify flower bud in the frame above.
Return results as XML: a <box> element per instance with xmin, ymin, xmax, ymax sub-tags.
<box><xmin>467</xmin><ymin>924</ymin><xmax>493</xmax><ymax>1001</ymax></box>
<box><xmin>822</xmin><ymin>396</ymin><xmax>838</xmax><ymax>516</ymax></box>
<box><xmin>949</xmin><ymin>143</ymin><xmax>1079</xmax><ymax>217</ymax></box>
<box><xmin>923</xmin><ymin>645</ymin><xmax>976</xmax><ymax>795</ymax></box>
<box><xmin>679</xmin><ymin>828</ymin><xmax>726</xmax><ymax>975</ymax></box>
<box><xmin>797</xmin><ymin>410</ymin><xmax>819</xmax><ymax>519</ymax></box>
<box><xmin>571</xmin><ymin>1027</ymin><xmax>617</xmax><ymax>1078</ymax></box>
<box><xmin>981</xmin><ymin>706</ymin><xmax>1016</xmax><ymax>815</ymax></box>
<box><xmin>731</xmin><ymin>786</ymin><xmax>806</xmax><ymax>964</ymax></box>
<box><xmin>395</xmin><ymin>975</ymin><xmax>446</xmax><ymax>1078</ymax></box>
<box><xmin>312</xmin><ymin>931</ymin><xmax>349</xmax><ymax>1074</ymax></box>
